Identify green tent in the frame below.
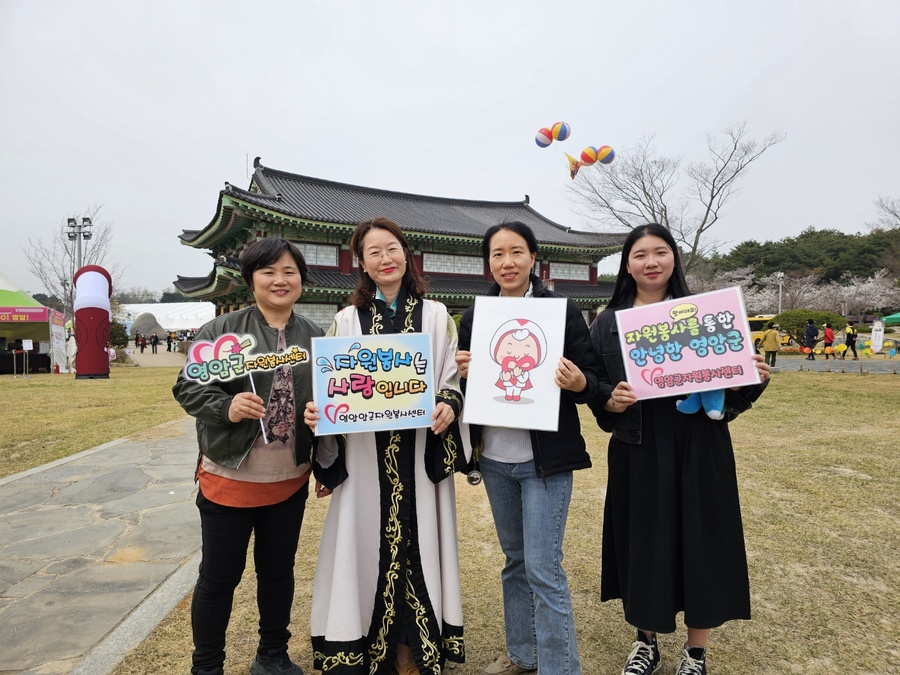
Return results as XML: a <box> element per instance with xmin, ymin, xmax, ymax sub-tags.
<box><xmin>0</xmin><ymin>272</ymin><xmax>67</xmax><ymax>372</ymax></box>
<box><xmin>882</xmin><ymin>312</ymin><xmax>900</xmax><ymax>325</ymax></box>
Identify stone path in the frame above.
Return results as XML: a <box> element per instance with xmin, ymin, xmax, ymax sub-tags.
<box><xmin>0</xmin><ymin>418</ymin><xmax>200</xmax><ymax>674</ymax></box>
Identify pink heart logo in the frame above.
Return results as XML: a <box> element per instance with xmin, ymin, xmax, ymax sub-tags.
<box><xmin>640</xmin><ymin>367</ymin><xmax>664</xmax><ymax>386</ymax></box>
<box><xmin>324</xmin><ymin>403</ymin><xmax>350</xmax><ymax>424</ymax></box>
<box><xmin>189</xmin><ymin>334</ymin><xmax>244</xmax><ymax>364</ymax></box>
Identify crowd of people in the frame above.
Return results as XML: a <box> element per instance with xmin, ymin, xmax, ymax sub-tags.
<box><xmin>173</xmin><ymin>221</ymin><xmax>771</xmax><ymax>675</ymax></box>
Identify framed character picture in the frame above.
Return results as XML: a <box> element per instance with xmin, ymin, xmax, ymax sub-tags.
<box><xmin>462</xmin><ymin>296</ymin><xmax>567</xmax><ymax>431</ymax></box>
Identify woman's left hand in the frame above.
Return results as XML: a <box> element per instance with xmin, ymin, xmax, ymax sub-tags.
<box><xmin>753</xmin><ymin>353</ymin><xmax>771</xmax><ymax>382</ymax></box>
<box><xmin>555</xmin><ymin>356</ymin><xmax>587</xmax><ymax>393</ymax></box>
<box><xmin>733</xmin><ymin>354</ymin><xmax>770</xmax><ymax>390</ymax></box>
<box><xmin>431</xmin><ymin>401</ymin><xmax>456</xmax><ymax>435</ymax></box>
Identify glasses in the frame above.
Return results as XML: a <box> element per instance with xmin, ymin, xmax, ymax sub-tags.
<box><xmin>363</xmin><ymin>245</ymin><xmax>404</xmax><ymax>262</ymax></box>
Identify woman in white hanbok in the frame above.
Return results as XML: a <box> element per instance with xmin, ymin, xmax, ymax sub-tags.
<box><xmin>305</xmin><ymin>218</ymin><xmax>470</xmax><ymax>675</ymax></box>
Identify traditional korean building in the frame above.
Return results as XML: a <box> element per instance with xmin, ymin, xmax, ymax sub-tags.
<box><xmin>174</xmin><ymin>158</ymin><xmax>625</xmax><ymax>327</ymax></box>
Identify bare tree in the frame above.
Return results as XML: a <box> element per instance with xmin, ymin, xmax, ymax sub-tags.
<box><xmin>570</xmin><ymin>121</ymin><xmax>785</xmax><ymax>271</ymax></box>
<box><xmin>871</xmin><ymin>196</ymin><xmax>900</xmax><ymax>230</ymax></box>
<box><xmin>21</xmin><ymin>205</ymin><xmax>122</xmax><ymax>319</ymax></box>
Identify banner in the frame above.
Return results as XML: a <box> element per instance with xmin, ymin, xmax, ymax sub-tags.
<box><xmin>0</xmin><ymin>307</ymin><xmax>49</xmax><ymax>322</ymax></box>
<box><xmin>615</xmin><ymin>286</ymin><xmax>760</xmax><ymax>400</ymax></box>
<box><xmin>461</xmin><ymin>296</ymin><xmax>567</xmax><ymax>431</ymax></box>
<box><xmin>312</xmin><ymin>333</ymin><xmax>434</xmax><ymax>436</ymax></box>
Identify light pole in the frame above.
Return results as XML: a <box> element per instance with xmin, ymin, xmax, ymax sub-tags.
<box><xmin>776</xmin><ymin>272</ymin><xmax>784</xmax><ymax>314</ymax></box>
<box><xmin>67</xmin><ymin>216</ymin><xmax>93</xmax><ymax>270</ymax></box>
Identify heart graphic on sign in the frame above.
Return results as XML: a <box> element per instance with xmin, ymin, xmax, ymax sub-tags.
<box><xmin>640</xmin><ymin>367</ymin><xmax>664</xmax><ymax>386</ymax></box>
<box><xmin>189</xmin><ymin>334</ymin><xmax>245</xmax><ymax>364</ymax></box>
<box><xmin>324</xmin><ymin>403</ymin><xmax>350</xmax><ymax>424</ymax></box>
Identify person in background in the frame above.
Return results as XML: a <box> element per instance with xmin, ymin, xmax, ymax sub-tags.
<box><xmin>804</xmin><ymin>319</ymin><xmax>819</xmax><ymax>360</ymax></box>
<box><xmin>166</xmin><ymin>332</ymin><xmax>174</xmax><ymax>352</ymax></box>
<box><xmin>760</xmin><ymin>321</ymin><xmax>781</xmax><ymax>368</ymax></box>
<box><xmin>843</xmin><ymin>321</ymin><xmax>859</xmax><ymax>360</ymax></box>
<box><xmin>589</xmin><ymin>223</ymin><xmax>770</xmax><ymax>675</ymax></box>
<box><xmin>822</xmin><ymin>323</ymin><xmax>835</xmax><ymax>359</ymax></box>
<box><xmin>173</xmin><ymin>238</ymin><xmax>322</xmax><ymax>675</ymax></box>
<box><xmin>455</xmin><ymin>221</ymin><xmax>598</xmax><ymax>675</ymax></box>
<box><xmin>304</xmin><ymin>217</ymin><xmax>469</xmax><ymax>675</ymax></box>
<box><xmin>150</xmin><ymin>332</ymin><xmax>159</xmax><ymax>354</ymax></box>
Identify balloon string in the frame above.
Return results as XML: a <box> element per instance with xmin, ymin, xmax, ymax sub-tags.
<box><xmin>248</xmin><ymin>372</ymin><xmax>269</xmax><ymax>445</ymax></box>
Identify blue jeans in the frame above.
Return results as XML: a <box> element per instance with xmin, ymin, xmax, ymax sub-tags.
<box><xmin>480</xmin><ymin>457</ymin><xmax>580</xmax><ymax>675</ymax></box>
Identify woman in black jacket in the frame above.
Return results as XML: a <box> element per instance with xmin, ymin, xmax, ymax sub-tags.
<box><xmin>456</xmin><ymin>221</ymin><xmax>598</xmax><ymax>675</ymax></box>
<box><xmin>589</xmin><ymin>223</ymin><xmax>769</xmax><ymax>675</ymax></box>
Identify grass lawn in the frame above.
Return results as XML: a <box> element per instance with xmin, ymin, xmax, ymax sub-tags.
<box><xmin>0</xmin><ymin>367</ymin><xmax>186</xmax><ymax>479</ymax></box>
<box><xmin>4</xmin><ymin>369</ymin><xmax>897</xmax><ymax>673</ymax></box>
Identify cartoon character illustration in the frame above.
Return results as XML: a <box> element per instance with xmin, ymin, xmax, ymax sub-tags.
<box><xmin>675</xmin><ymin>389</ymin><xmax>725</xmax><ymax>420</ymax></box>
<box><xmin>490</xmin><ymin>318</ymin><xmax>548</xmax><ymax>402</ymax></box>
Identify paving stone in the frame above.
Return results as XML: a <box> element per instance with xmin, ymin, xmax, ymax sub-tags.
<box><xmin>107</xmin><ymin>503</ymin><xmax>199</xmax><ymax>563</ymax></box>
<box><xmin>0</xmin><ymin>484</ymin><xmax>55</xmax><ymax>514</ymax></box>
<box><xmin>47</xmin><ymin>467</ymin><xmax>150</xmax><ymax>506</ymax></box>
<box><xmin>0</xmin><ymin>559</ymin><xmax>45</xmax><ymax>594</ymax></box>
<box><xmin>1</xmin><ymin>520</ymin><xmax>127</xmax><ymax>559</ymax></box>
<box><xmin>3</xmin><ymin>573</ymin><xmax>55</xmax><ymax>598</ymax></box>
<box><xmin>0</xmin><ymin>506</ymin><xmax>96</xmax><ymax>542</ymax></box>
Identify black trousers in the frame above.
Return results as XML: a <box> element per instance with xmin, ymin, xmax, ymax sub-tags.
<box><xmin>191</xmin><ymin>483</ymin><xmax>308</xmax><ymax>674</ymax></box>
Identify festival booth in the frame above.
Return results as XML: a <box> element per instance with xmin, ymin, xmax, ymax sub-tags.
<box><xmin>882</xmin><ymin>312</ymin><xmax>900</xmax><ymax>325</ymax></box>
<box><xmin>0</xmin><ymin>272</ymin><xmax>67</xmax><ymax>374</ymax></box>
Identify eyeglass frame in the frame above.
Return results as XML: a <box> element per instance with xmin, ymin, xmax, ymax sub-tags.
<box><xmin>361</xmin><ymin>245</ymin><xmax>406</xmax><ymax>263</ymax></box>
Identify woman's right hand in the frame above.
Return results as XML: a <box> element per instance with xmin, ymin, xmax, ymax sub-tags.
<box><xmin>455</xmin><ymin>350</ymin><xmax>471</xmax><ymax>379</ymax></box>
<box><xmin>605</xmin><ymin>381</ymin><xmax>637</xmax><ymax>413</ymax></box>
<box><xmin>227</xmin><ymin>392</ymin><xmax>266</xmax><ymax>423</ymax></box>
<box><xmin>304</xmin><ymin>401</ymin><xmax>320</xmax><ymax>433</ymax></box>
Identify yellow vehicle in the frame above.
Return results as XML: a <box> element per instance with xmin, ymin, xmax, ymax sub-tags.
<box><xmin>747</xmin><ymin>315</ymin><xmax>792</xmax><ymax>349</ymax></box>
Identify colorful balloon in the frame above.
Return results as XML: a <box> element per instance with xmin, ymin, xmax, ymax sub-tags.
<box><xmin>596</xmin><ymin>145</ymin><xmax>616</xmax><ymax>164</ymax></box>
<box><xmin>802</xmin><ymin>347</ymin><xmax>811</xmax><ymax>353</ymax></box>
<box><xmin>551</xmin><ymin>121</ymin><xmax>571</xmax><ymax>141</ymax></box>
<box><xmin>890</xmin><ymin>349</ymin><xmax>897</xmax><ymax>357</ymax></box>
<box><xmin>580</xmin><ymin>146</ymin><xmax>598</xmax><ymax>165</ymax></box>
<box><xmin>837</xmin><ymin>344</ymin><xmax>848</xmax><ymax>352</ymax></box>
<box><xmin>535</xmin><ymin>128</ymin><xmax>553</xmax><ymax>148</ymax></box>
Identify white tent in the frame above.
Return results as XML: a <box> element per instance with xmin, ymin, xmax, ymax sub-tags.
<box><xmin>117</xmin><ymin>302</ymin><xmax>216</xmax><ymax>332</ymax></box>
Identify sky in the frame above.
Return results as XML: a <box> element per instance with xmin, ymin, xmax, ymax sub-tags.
<box><xmin>2</xmin><ymin>0</ymin><xmax>898</xmax><ymax>296</ymax></box>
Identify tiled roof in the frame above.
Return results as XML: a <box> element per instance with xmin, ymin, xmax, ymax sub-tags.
<box><xmin>175</xmin><ymin>268</ymin><xmax>614</xmax><ymax>303</ymax></box>
<box><xmin>180</xmin><ymin>160</ymin><xmax>625</xmax><ymax>250</ymax></box>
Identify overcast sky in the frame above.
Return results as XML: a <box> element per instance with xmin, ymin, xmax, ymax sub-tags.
<box><xmin>2</xmin><ymin>0</ymin><xmax>898</xmax><ymax>296</ymax></box>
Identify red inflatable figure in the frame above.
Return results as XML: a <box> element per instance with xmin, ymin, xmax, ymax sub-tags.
<box><xmin>73</xmin><ymin>265</ymin><xmax>113</xmax><ymax>379</ymax></box>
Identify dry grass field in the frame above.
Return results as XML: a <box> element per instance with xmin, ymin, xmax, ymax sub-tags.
<box><xmin>0</xmin><ymin>367</ymin><xmax>186</xmax><ymax>478</ymax></box>
<box><xmin>2</xmin><ymin>369</ymin><xmax>897</xmax><ymax>673</ymax></box>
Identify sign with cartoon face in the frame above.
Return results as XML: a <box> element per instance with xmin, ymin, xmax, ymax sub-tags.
<box><xmin>615</xmin><ymin>286</ymin><xmax>760</xmax><ymax>400</ymax></box>
<box><xmin>463</xmin><ymin>296</ymin><xmax>567</xmax><ymax>431</ymax></box>
<box><xmin>311</xmin><ymin>333</ymin><xmax>434</xmax><ymax>435</ymax></box>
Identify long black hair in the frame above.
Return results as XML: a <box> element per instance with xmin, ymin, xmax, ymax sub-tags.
<box><xmin>605</xmin><ymin>223</ymin><xmax>691</xmax><ymax>310</ymax></box>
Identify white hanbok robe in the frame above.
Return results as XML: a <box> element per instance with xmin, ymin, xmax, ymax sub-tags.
<box><xmin>311</xmin><ymin>294</ymin><xmax>471</xmax><ymax>675</ymax></box>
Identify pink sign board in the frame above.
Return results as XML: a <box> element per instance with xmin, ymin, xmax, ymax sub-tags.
<box><xmin>0</xmin><ymin>307</ymin><xmax>49</xmax><ymax>322</ymax></box>
<box><xmin>614</xmin><ymin>286</ymin><xmax>760</xmax><ymax>400</ymax></box>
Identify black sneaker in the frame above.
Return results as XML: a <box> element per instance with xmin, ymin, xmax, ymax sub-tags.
<box><xmin>675</xmin><ymin>645</ymin><xmax>706</xmax><ymax>675</ymax></box>
<box><xmin>250</xmin><ymin>648</ymin><xmax>305</xmax><ymax>675</ymax></box>
<box><xmin>622</xmin><ymin>630</ymin><xmax>660</xmax><ymax>675</ymax></box>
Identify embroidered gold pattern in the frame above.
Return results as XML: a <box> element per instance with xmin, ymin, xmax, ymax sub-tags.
<box><xmin>404</xmin><ymin>573</ymin><xmax>440</xmax><ymax>671</ymax></box>
<box><xmin>368</xmin><ymin>431</ymin><xmax>403</xmax><ymax>673</ymax></box>
<box><xmin>316</xmin><ymin>650</ymin><xmax>365</xmax><ymax>670</ymax></box>
<box><xmin>443</xmin><ymin>635</ymin><xmax>465</xmax><ymax>657</ymax></box>
<box><xmin>403</xmin><ymin>296</ymin><xmax>416</xmax><ymax>333</ymax></box>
